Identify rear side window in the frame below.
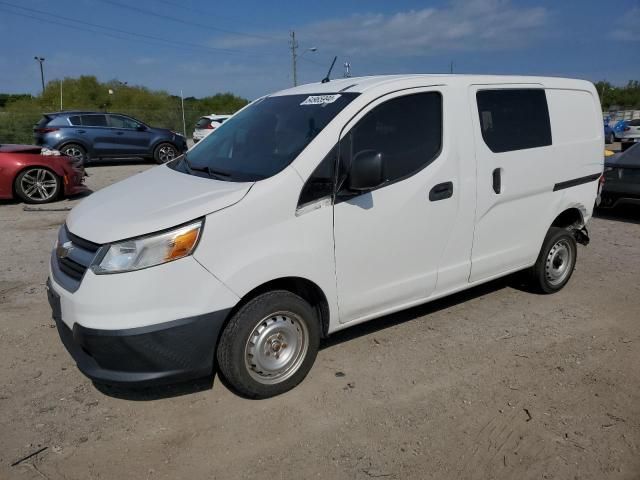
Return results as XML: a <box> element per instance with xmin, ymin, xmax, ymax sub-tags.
<box><xmin>476</xmin><ymin>89</ymin><xmax>552</xmax><ymax>153</ymax></box>
<box><xmin>342</xmin><ymin>92</ymin><xmax>442</xmax><ymax>186</ymax></box>
<box><xmin>68</xmin><ymin>115</ymin><xmax>82</xmax><ymax>126</ymax></box>
<box><xmin>81</xmin><ymin>114</ymin><xmax>108</xmax><ymax>127</ymax></box>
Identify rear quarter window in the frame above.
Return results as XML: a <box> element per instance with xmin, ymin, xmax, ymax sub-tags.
<box><xmin>45</xmin><ymin>116</ymin><xmax>72</xmax><ymax>127</ymax></box>
<box><xmin>477</xmin><ymin>89</ymin><xmax>552</xmax><ymax>153</ymax></box>
<box><xmin>546</xmin><ymin>89</ymin><xmax>600</xmax><ymax>143</ymax></box>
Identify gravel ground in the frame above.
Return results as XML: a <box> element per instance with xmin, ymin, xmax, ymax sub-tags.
<box><xmin>1</xmin><ymin>161</ymin><xmax>639</xmax><ymax>480</ymax></box>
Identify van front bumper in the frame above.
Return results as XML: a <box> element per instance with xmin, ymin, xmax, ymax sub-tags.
<box><xmin>47</xmin><ymin>279</ymin><xmax>230</xmax><ymax>386</ymax></box>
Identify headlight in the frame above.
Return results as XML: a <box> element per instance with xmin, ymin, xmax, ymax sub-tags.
<box><xmin>92</xmin><ymin>220</ymin><xmax>202</xmax><ymax>274</ymax></box>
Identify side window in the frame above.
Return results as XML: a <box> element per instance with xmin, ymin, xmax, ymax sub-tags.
<box><xmin>109</xmin><ymin>115</ymin><xmax>138</xmax><ymax>129</ymax></box>
<box><xmin>298</xmin><ymin>146</ymin><xmax>337</xmax><ymax>208</ymax></box>
<box><xmin>476</xmin><ymin>89</ymin><xmax>552</xmax><ymax>153</ymax></box>
<box><xmin>81</xmin><ymin>114</ymin><xmax>108</xmax><ymax>127</ymax></box>
<box><xmin>68</xmin><ymin>115</ymin><xmax>82</xmax><ymax>126</ymax></box>
<box><xmin>341</xmin><ymin>92</ymin><xmax>442</xmax><ymax>189</ymax></box>
<box><xmin>47</xmin><ymin>116</ymin><xmax>72</xmax><ymax>127</ymax></box>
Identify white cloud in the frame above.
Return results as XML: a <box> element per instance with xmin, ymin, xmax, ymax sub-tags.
<box><xmin>610</xmin><ymin>7</ymin><xmax>640</xmax><ymax>41</ymax></box>
<box><xmin>212</xmin><ymin>0</ymin><xmax>549</xmax><ymax>56</ymax></box>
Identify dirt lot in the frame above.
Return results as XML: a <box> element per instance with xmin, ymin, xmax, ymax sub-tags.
<box><xmin>1</xmin><ymin>161</ymin><xmax>640</xmax><ymax>480</ymax></box>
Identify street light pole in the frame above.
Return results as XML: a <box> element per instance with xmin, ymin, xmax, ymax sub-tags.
<box><xmin>290</xmin><ymin>31</ymin><xmax>298</xmax><ymax>87</ymax></box>
<box><xmin>34</xmin><ymin>56</ymin><xmax>45</xmax><ymax>94</ymax></box>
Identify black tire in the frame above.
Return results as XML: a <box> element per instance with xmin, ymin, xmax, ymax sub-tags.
<box><xmin>529</xmin><ymin>227</ymin><xmax>577</xmax><ymax>294</ymax></box>
<box><xmin>217</xmin><ymin>290</ymin><xmax>320</xmax><ymax>399</ymax></box>
<box><xmin>14</xmin><ymin>167</ymin><xmax>62</xmax><ymax>204</ymax></box>
<box><xmin>60</xmin><ymin>143</ymin><xmax>87</xmax><ymax>166</ymax></box>
<box><xmin>153</xmin><ymin>142</ymin><xmax>178</xmax><ymax>164</ymax></box>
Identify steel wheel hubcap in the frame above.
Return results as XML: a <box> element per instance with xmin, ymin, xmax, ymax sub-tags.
<box><xmin>21</xmin><ymin>169</ymin><xmax>58</xmax><ymax>201</ymax></box>
<box><xmin>158</xmin><ymin>146</ymin><xmax>176</xmax><ymax>162</ymax></box>
<box><xmin>545</xmin><ymin>239</ymin><xmax>573</xmax><ymax>286</ymax></box>
<box><xmin>245</xmin><ymin>312</ymin><xmax>309</xmax><ymax>384</ymax></box>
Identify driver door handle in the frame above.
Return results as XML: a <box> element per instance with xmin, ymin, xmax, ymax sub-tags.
<box><xmin>429</xmin><ymin>181</ymin><xmax>453</xmax><ymax>201</ymax></box>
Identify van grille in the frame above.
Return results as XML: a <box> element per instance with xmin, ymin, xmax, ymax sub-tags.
<box><xmin>51</xmin><ymin>226</ymin><xmax>103</xmax><ymax>292</ymax></box>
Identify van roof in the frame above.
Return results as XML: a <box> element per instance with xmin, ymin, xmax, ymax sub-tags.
<box><xmin>270</xmin><ymin>74</ymin><xmax>595</xmax><ymax>96</ymax></box>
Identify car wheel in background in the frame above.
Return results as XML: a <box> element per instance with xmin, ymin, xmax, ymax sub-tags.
<box><xmin>60</xmin><ymin>144</ymin><xmax>87</xmax><ymax>166</ymax></box>
<box><xmin>154</xmin><ymin>143</ymin><xmax>178</xmax><ymax>164</ymax></box>
<box><xmin>529</xmin><ymin>227</ymin><xmax>577</xmax><ymax>294</ymax></box>
<box><xmin>216</xmin><ymin>290</ymin><xmax>320</xmax><ymax>399</ymax></box>
<box><xmin>14</xmin><ymin>167</ymin><xmax>62</xmax><ymax>204</ymax></box>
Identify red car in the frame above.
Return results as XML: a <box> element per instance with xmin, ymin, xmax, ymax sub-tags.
<box><xmin>0</xmin><ymin>144</ymin><xmax>87</xmax><ymax>204</ymax></box>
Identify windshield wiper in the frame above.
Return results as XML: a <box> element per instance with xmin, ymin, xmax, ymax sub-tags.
<box><xmin>182</xmin><ymin>155</ymin><xmax>232</xmax><ymax>180</ymax></box>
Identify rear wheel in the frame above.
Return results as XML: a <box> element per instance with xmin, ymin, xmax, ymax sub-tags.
<box><xmin>60</xmin><ymin>143</ymin><xmax>87</xmax><ymax>166</ymax></box>
<box><xmin>14</xmin><ymin>167</ymin><xmax>61</xmax><ymax>204</ymax></box>
<box><xmin>529</xmin><ymin>227</ymin><xmax>577</xmax><ymax>293</ymax></box>
<box><xmin>153</xmin><ymin>143</ymin><xmax>178</xmax><ymax>164</ymax></box>
<box><xmin>216</xmin><ymin>291</ymin><xmax>320</xmax><ymax>398</ymax></box>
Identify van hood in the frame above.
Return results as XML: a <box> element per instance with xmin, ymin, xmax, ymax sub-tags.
<box><xmin>66</xmin><ymin>165</ymin><xmax>253</xmax><ymax>244</ymax></box>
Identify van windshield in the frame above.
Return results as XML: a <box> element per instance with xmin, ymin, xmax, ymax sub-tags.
<box><xmin>170</xmin><ymin>93</ymin><xmax>359</xmax><ymax>182</ymax></box>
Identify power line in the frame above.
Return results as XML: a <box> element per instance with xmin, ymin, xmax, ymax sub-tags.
<box><xmin>99</xmin><ymin>0</ymin><xmax>285</xmax><ymax>42</ymax></box>
<box><xmin>0</xmin><ymin>1</ymin><xmax>284</xmax><ymax>60</ymax></box>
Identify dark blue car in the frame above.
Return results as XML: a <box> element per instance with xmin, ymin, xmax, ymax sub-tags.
<box><xmin>33</xmin><ymin>111</ymin><xmax>187</xmax><ymax>165</ymax></box>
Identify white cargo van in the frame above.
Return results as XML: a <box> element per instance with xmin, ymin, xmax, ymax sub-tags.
<box><xmin>47</xmin><ymin>75</ymin><xmax>603</xmax><ymax>398</ymax></box>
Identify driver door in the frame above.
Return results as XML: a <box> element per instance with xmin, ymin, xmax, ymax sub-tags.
<box><xmin>333</xmin><ymin>88</ymin><xmax>460</xmax><ymax>324</ymax></box>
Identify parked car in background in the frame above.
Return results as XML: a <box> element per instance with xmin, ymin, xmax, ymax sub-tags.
<box><xmin>192</xmin><ymin>114</ymin><xmax>231</xmax><ymax>143</ymax></box>
<box><xmin>618</xmin><ymin>119</ymin><xmax>640</xmax><ymax>151</ymax></box>
<box><xmin>612</xmin><ymin>119</ymin><xmax>628</xmax><ymax>138</ymax></box>
<box><xmin>604</xmin><ymin>122</ymin><xmax>615</xmax><ymax>144</ymax></box>
<box><xmin>0</xmin><ymin>144</ymin><xmax>87</xmax><ymax>203</ymax></box>
<box><xmin>47</xmin><ymin>75</ymin><xmax>602</xmax><ymax>398</ymax></box>
<box><xmin>600</xmin><ymin>143</ymin><xmax>640</xmax><ymax>208</ymax></box>
<box><xmin>33</xmin><ymin>112</ymin><xmax>187</xmax><ymax>165</ymax></box>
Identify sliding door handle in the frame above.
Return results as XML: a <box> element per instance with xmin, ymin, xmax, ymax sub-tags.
<box><xmin>492</xmin><ymin>168</ymin><xmax>502</xmax><ymax>194</ymax></box>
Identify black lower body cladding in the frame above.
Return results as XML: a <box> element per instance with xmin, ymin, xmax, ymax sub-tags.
<box><xmin>47</xmin><ymin>279</ymin><xmax>230</xmax><ymax>386</ymax></box>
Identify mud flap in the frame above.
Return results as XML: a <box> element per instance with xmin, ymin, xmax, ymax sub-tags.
<box><xmin>574</xmin><ymin>226</ymin><xmax>590</xmax><ymax>246</ymax></box>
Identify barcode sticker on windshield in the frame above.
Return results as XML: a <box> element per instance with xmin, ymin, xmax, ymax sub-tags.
<box><xmin>300</xmin><ymin>94</ymin><xmax>341</xmax><ymax>105</ymax></box>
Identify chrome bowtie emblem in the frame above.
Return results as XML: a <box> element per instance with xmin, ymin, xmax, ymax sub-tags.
<box><xmin>56</xmin><ymin>241</ymin><xmax>73</xmax><ymax>259</ymax></box>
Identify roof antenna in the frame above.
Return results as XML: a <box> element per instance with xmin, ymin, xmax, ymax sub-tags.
<box><xmin>321</xmin><ymin>56</ymin><xmax>337</xmax><ymax>83</ymax></box>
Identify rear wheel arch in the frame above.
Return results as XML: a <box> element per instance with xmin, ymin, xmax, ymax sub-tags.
<box><xmin>550</xmin><ymin>207</ymin><xmax>585</xmax><ymax>230</ymax></box>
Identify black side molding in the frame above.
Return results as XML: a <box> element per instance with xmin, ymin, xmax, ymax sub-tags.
<box><xmin>553</xmin><ymin>172</ymin><xmax>601</xmax><ymax>192</ymax></box>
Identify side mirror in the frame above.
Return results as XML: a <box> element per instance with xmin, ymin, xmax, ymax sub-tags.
<box><xmin>136</xmin><ymin>124</ymin><xmax>147</xmax><ymax>131</ymax></box>
<box><xmin>348</xmin><ymin>150</ymin><xmax>384</xmax><ymax>191</ymax></box>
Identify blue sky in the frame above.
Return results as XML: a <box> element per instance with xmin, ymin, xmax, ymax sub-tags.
<box><xmin>0</xmin><ymin>0</ymin><xmax>638</xmax><ymax>99</ymax></box>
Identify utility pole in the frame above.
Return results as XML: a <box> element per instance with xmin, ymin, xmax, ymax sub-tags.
<box><xmin>60</xmin><ymin>79</ymin><xmax>63</xmax><ymax>110</ymax></box>
<box><xmin>180</xmin><ymin>89</ymin><xmax>187</xmax><ymax>138</ymax></box>
<box><xmin>34</xmin><ymin>56</ymin><xmax>45</xmax><ymax>94</ymax></box>
<box><xmin>290</xmin><ymin>31</ymin><xmax>298</xmax><ymax>87</ymax></box>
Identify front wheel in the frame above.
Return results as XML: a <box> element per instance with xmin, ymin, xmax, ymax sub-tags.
<box><xmin>14</xmin><ymin>167</ymin><xmax>62</xmax><ymax>204</ymax></box>
<box><xmin>529</xmin><ymin>227</ymin><xmax>577</xmax><ymax>293</ymax></box>
<box><xmin>216</xmin><ymin>291</ymin><xmax>320</xmax><ymax>398</ymax></box>
<box><xmin>153</xmin><ymin>143</ymin><xmax>178</xmax><ymax>164</ymax></box>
